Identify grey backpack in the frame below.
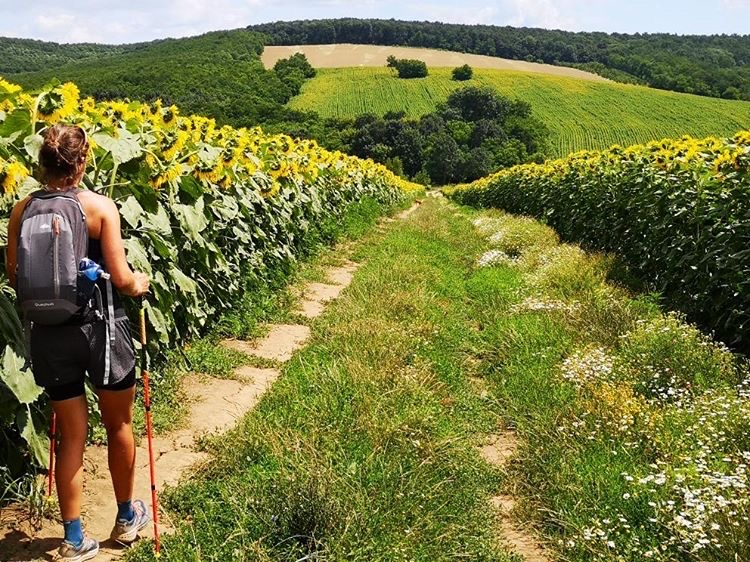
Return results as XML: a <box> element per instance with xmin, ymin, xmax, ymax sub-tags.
<box><xmin>16</xmin><ymin>189</ymin><xmax>118</xmax><ymax>382</ymax></box>
<box><xmin>16</xmin><ymin>189</ymin><xmax>88</xmax><ymax>325</ymax></box>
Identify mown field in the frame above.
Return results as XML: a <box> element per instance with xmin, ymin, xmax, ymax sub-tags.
<box><xmin>262</xmin><ymin>44</ymin><xmax>606</xmax><ymax>81</ymax></box>
<box><xmin>289</xmin><ymin>67</ymin><xmax>750</xmax><ymax>156</ymax></box>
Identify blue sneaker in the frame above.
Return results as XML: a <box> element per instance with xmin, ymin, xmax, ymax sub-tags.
<box><xmin>58</xmin><ymin>536</ymin><xmax>99</xmax><ymax>561</ymax></box>
<box><xmin>109</xmin><ymin>499</ymin><xmax>150</xmax><ymax>543</ymax></box>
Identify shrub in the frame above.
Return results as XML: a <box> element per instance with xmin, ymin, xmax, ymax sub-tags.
<box><xmin>452</xmin><ymin>64</ymin><xmax>473</xmax><ymax>81</ymax></box>
<box><xmin>616</xmin><ymin>314</ymin><xmax>738</xmax><ymax>402</ymax></box>
<box><xmin>386</xmin><ymin>56</ymin><xmax>428</xmax><ymax>79</ymax></box>
<box><xmin>485</xmin><ymin>214</ymin><xmax>559</xmax><ymax>258</ymax></box>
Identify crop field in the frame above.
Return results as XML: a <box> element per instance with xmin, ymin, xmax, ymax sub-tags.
<box><xmin>289</xmin><ymin>67</ymin><xmax>750</xmax><ymax>156</ymax></box>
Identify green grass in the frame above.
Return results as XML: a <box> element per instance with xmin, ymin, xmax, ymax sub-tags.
<box><xmin>127</xmin><ymin>199</ymin><xmax>515</xmax><ymax>561</ymax></box>
<box><xmin>126</xmin><ymin>198</ymin><xmax>749</xmax><ymax>561</ymax></box>
<box><xmin>289</xmin><ymin>67</ymin><xmax>750</xmax><ymax>156</ymax></box>
<box><xmin>128</xmin><ymin>196</ymin><xmax>405</xmax><ymax>438</ymax></box>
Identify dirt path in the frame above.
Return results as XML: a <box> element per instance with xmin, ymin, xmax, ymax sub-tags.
<box><xmin>0</xmin><ymin>204</ymin><xmax>419</xmax><ymax>562</ymax></box>
<box><xmin>479</xmin><ymin>431</ymin><xmax>554</xmax><ymax>561</ymax></box>
<box><xmin>262</xmin><ymin>44</ymin><xmax>607</xmax><ymax>82</ymax></box>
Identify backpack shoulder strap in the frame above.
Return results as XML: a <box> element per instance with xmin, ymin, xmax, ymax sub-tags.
<box><xmin>29</xmin><ymin>189</ymin><xmax>86</xmax><ymax>215</ymax></box>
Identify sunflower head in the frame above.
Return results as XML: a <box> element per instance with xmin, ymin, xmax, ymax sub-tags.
<box><xmin>0</xmin><ymin>159</ymin><xmax>30</xmax><ymax>195</ymax></box>
<box><xmin>36</xmin><ymin>82</ymin><xmax>80</xmax><ymax>123</ymax></box>
<box><xmin>149</xmin><ymin>163</ymin><xmax>182</xmax><ymax>189</ymax></box>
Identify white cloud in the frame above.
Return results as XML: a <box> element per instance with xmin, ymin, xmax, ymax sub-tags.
<box><xmin>504</xmin><ymin>0</ymin><xmax>579</xmax><ymax>30</ymax></box>
<box><xmin>35</xmin><ymin>13</ymin><xmax>76</xmax><ymax>31</ymax></box>
<box><xmin>413</xmin><ymin>2</ymin><xmax>500</xmax><ymax>24</ymax></box>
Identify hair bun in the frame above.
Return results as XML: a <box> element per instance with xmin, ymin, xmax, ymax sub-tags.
<box><xmin>40</xmin><ymin>124</ymin><xmax>89</xmax><ymax>182</ymax></box>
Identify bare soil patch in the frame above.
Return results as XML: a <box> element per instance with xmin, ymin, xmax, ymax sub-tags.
<box><xmin>480</xmin><ymin>431</ymin><xmax>554</xmax><ymax>562</ymax></box>
<box><xmin>222</xmin><ymin>324</ymin><xmax>311</xmax><ymax>362</ymax></box>
<box><xmin>397</xmin><ymin>200</ymin><xmax>422</xmax><ymax>220</ymax></box>
<box><xmin>479</xmin><ymin>432</ymin><xmax>519</xmax><ymax>467</ymax></box>
<box><xmin>296</xmin><ymin>261</ymin><xmax>361</xmax><ymax>319</ymax></box>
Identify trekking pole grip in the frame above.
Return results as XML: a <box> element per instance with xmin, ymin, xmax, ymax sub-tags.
<box><xmin>139</xmin><ymin>297</ymin><xmax>147</xmax><ymax>347</ymax></box>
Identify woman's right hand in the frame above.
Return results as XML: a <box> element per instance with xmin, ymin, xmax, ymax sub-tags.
<box><xmin>129</xmin><ymin>271</ymin><xmax>150</xmax><ymax>297</ymax></box>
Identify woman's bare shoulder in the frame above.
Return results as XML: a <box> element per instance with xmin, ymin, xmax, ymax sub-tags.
<box><xmin>77</xmin><ymin>190</ymin><xmax>117</xmax><ymax>216</ymax></box>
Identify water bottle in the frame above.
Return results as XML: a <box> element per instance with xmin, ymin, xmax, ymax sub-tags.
<box><xmin>78</xmin><ymin>258</ymin><xmax>111</xmax><ymax>302</ymax></box>
<box><xmin>79</xmin><ymin>258</ymin><xmax>111</xmax><ymax>282</ymax></box>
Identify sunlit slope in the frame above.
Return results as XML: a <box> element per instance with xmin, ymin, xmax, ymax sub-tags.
<box><xmin>289</xmin><ymin>67</ymin><xmax>750</xmax><ymax>156</ymax></box>
<box><xmin>262</xmin><ymin>44</ymin><xmax>606</xmax><ymax>81</ymax></box>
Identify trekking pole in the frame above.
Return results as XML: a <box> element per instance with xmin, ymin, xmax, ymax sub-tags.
<box><xmin>47</xmin><ymin>412</ymin><xmax>56</xmax><ymax>498</ymax></box>
<box><xmin>139</xmin><ymin>298</ymin><xmax>161</xmax><ymax>555</ymax></box>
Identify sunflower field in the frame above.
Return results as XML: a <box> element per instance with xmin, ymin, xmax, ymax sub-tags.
<box><xmin>446</xmin><ymin>132</ymin><xmax>750</xmax><ymax>352</ymax></box>
<box><xmin>0</xmin><ymin>78</ymin><xmax>418</xmax><ymax>486</ymax></box>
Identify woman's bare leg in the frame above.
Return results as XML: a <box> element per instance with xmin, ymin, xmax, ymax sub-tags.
<box><xmin>97</xmin><ymin>385</ymin><xmax>136</xmax><ymax>502</ymax></box>
<box><xmin>51</xmin><ymin>396</ymin><xmax>88</xmax><ymax>521</ymax></box>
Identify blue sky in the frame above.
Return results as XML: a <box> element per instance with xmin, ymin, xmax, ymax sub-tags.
<box><xmin>0</xmin><ymin>0</ymin><xmax>748</xmax><ymax>44</ymax></box>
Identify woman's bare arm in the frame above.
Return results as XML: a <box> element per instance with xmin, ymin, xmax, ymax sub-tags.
<box><xmin>97</xmin><ymin>197</ymin><xmax>149</xmax><ymax>297</ymax></box>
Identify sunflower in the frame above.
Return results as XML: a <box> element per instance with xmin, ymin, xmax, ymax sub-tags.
<box><xmin>36</xmin><ymin>82</ymin><xmax>80</xmax><ymax>123</ymax></box>
<box><xmin>0</xmin><ymin>159</ymin><xmax>30</xmax><ymax>195</ymax></box>
<box><xmin>78</xmin><ymin>96</ymin><xmax>97</xmax><ymax>115</ymax></box>
<box><xmin>162</xmin><ymin>105</ymin><xmax>179</xmax><ymax>127</ymax></box>
<box><xmin>161</xmin><ymin>131</ymin><xmax>190</xmax><ymax>161</ymax></box>
<box><xmin>147</xmin><ymin>99</ymin><xmax>164</xmax><ymax>125</ymax></box>
<box><xmin>0</xmin><ymin>77</ymin><xmax>21</xmax><ymax>96</ymax></box>
<box><xmin>149</xmin><ymin>163</ymin><xmax>182</xmax><ymax>189</ymax></box>
<box><xmin>193</xmin><ymin>160</ymin><xmax>224</xmax><ymax>184</ymax></box>
<box><xmin>217</xmin><ymin>173</ymin><xmax>233</xmax><ymax>189</ymax></box>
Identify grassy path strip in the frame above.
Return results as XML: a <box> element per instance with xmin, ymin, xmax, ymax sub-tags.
<box><xmin>467</xmin><ymin>210</ymin><xmax>750</xmax><ymax>561</ymax></box>
<box><xmin>126</xmin><ymin>197</ymin><xmax>525</xmax><ymax>561</ymax></box>
<box><xmin>120</xmin><ymin>196</ymin><xmax>749</xmax><ymax>562</ymax></box>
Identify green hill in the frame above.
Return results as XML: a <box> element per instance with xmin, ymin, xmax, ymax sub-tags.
<box><xmin>0</xmin><ymin>37</ymin><xmax>128</xmax><ymax>74</ymax></box>
<box><xmin>288</xmin><ymin>67</ymin><xmax>750</xmax><ymax>156</ymax></box>
<box><xmin>5</xmin><ymin>29</ymin><xmax>750</xmax><ymax>157</ymax></box>
<box><xmin>3</xmin><ymin>30</ymin><xmax>295</xmax><ymax>127</ymax></box>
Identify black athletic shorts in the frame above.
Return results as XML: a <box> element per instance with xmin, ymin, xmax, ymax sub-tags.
<box><xmin>30</xmin><ymin>313</ymin><xmax>137</xmax><ymax>401</ymax></box>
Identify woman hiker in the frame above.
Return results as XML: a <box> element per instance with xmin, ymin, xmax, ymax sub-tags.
<box><xmin>5</xmin><ymin>124</ymin><xmax>151</xmax><ymax>560</ymax></box>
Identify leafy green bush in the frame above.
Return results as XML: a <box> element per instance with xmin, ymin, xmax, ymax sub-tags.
<box><xmin>273</xmin><ymin>52</ymin><xmax>317</xmax><ymax>96</ymax></box>
<box><xmin>386</xmin><ymin>56</ymin><xmax>428</xmax><ymax>79</ymax></box>
<box><xmin>616</xmin><ymin>313</ymin><xmax>738</xmax><ymax>402</ymax></box>
<box><xmin>451</xmin><ymin>64</ymin><xmax>473</xmax><ymax>81</ymax></box>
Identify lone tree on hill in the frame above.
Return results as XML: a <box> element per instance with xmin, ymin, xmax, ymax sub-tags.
<box><xmin>452</xmin><ymin>64</ymin><xmax>473</xmax><ymax>81</ymax></box>
<box><xmin>273</xmin><ymin>52</ymin><xmax>316</xmax><ymax>96</ymax></box>
<box><xmin>386</xmin><ymin>55</ymin><xmax>428</xmax><ymax>78</ymax></box>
